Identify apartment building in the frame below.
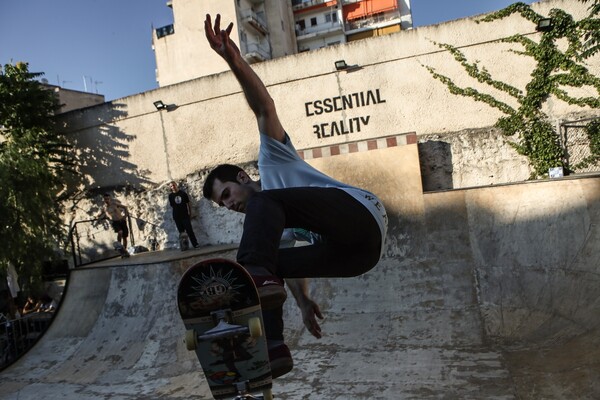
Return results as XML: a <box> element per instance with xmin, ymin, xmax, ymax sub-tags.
<box><xmin>293</xmin><ymin>0</ymin><xmax>412</xmax><ymax>51</ymax></box>
<box><xmin>152</xmin><ymin>0</ymin><xmax>412</xmax><ymax>85</ymax></box>
<box><xmin>152</xmin><ymin>0</ymin><xmax>297</xmax><ymax>87</ymax></box>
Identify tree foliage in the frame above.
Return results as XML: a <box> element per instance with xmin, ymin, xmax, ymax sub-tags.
<box><xmin>0</xmin><ymin>62</ymin><xmax>75</xmax><ymax>291</ymax></box>
<box><xmin>425</xmin><ymin>2</ymin><xmax>600</xmax><ymax>178</ymax></box>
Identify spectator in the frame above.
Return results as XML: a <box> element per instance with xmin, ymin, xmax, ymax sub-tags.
<box><xmin>168</xmin><ymin>181</ymin><xmax>200</xmax><ymax>249</ymax></box>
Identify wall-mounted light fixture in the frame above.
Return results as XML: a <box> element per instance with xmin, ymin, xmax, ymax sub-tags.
<box><xmin>154</xmin><ymin>100</ymin><xmax>167</xmax><ymax>110</ymax></box>
<box><xmin>335</xmin><ymin>60</ymin><xmax>348</xmax><ymax>71</ymax></box>
<box><xmin>334</xmin><ymin>59</ymin><xmax>361</xmax><ymax>72</ymax></box>
<box><xmin>153</xmin><ymin>100</ymin><xmax>178</xmax><ymax>112</ymax></box>
<box><xmin>536</xmin><ymin>18</ymin><xmax>553</xmax><ymax>32</ymax></box>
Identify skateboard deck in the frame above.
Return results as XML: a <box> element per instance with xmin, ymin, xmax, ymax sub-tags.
<box><xmin>179</xmin><ymin>232</ymin><xmax>190</xmax><ymax>251</ymax></box>
<box><xmin>113</xmin><ymin>241</ymin><xmax>129</xmax><ymax>258</ymax></box>
<box><xmin>177</xmin><ymin>258</ymin><xmax>273</xmax><ymax>400</ymax></box>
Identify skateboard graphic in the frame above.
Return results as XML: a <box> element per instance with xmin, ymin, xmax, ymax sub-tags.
<box><xmin>179</xmin><ymin>232</ymin><xmax>190</xmax><ymax>251</ymax></box>
<box><xmin>113</xmin><ymin>241</ymin><xmax>129</xmax><ymax>258</ymax></box>
<box><xmin>177</xmin><ymin>258</ymin><xmax>273</xmax><ymax>400</ymax></box>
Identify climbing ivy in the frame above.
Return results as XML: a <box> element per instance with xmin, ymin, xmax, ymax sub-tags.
<box><xmin>573</xmin><ymin>119</ymin><xmax>600</xmax><ymax>169</ymax></box>
<box><xmin>425</xmin><ymin>2</ymin><xmax>600</xmax><ymax>178</ymax></box>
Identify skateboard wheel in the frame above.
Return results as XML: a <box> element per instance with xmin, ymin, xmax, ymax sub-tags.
<box><xmin>184</xmin><ymin>329</ymin><xmax>198</xmax><ymax>351</ymax></box>
<box><xmin>248</xmin><ymin>317</ymin><xmax>262</xmax><ymax>338</ymax></box>
<box><xmin>263</xmin><ymin>388</ymin><xmax>273</xmax><ymax>400</ymax></box>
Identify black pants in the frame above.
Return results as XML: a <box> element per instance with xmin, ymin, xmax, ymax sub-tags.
<box><xmin>236</xmin><ymin>187</ymin><xmax>382</xmax><ymax>342</ymax></box>
<box><xmin>173</xmin><ymin>217</ymin><xmax>198</xmax><ymax>247</ymax></box>
<box><xmin>237</xmin><ymin>187</ymin><xmax>382</xmax><ymax>278</ymax></box>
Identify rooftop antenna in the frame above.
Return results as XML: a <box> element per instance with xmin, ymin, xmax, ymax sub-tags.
<box><xmin>94</xmin><ymin>80</ymin><xmax>103</xmax><ymax>94</ymax></box>
<box><xmin>82</xmin><ymin>75</ymin><xmax>88</xmax><ymax>92</ymax></box>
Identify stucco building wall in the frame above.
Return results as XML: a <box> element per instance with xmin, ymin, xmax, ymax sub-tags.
<box><xmin>59</xmin><ymin>0</ymin><xmax>598</xmax><ymax>193</ymax></box>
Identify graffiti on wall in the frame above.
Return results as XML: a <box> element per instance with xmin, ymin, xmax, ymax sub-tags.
<box><xmin>305</xmin><ymin>89</ymin><xmax>386</xmax><ymax>139</ymax></box>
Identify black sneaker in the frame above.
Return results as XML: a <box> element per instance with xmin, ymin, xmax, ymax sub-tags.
<box><xmin>252</xmin><ymin>275</ymin><xmax>287</xmax><ymax>310</ymax></box>
<box><xmin>269</xmin><ymin>343</ymin><xmax>293</xmax><ymax>379</ymax></box>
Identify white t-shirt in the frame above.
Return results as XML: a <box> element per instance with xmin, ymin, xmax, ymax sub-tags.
<box><xmin>258</xmin><ymin>133</ymin><xmax>388</xmax><ymax>255</ymax></box>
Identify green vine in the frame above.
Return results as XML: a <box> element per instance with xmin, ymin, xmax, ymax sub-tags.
<box><xmin>425</xmin><ymin>2</ymin><xmax>600</xmax><ymax>178</ymax></box>
<box><xmin>572</xmin><ymin>119</ymin><xmax>600</xmax><ymax>169</ymax></box>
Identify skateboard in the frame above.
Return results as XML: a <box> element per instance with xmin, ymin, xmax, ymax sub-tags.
<box><xmin>113</xmin><ymin>241</ymin><xmax>129</xmax><ymax>258</ymax></box>
<box><xmin>177</xmin><ymin>258</ymin><xmax>273</xmax><ymax>400</ymax></box>
<box><xmin>179</xmin><ymin>232</ymin><xmax>190</xmax><ymax>251</ymax></box>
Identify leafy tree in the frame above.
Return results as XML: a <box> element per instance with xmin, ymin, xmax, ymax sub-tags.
<box><xmin>0</xmin><ymin>62</ymin><xmax>75</xmax><ymax>292</ymax></box>
<box><xmin>425</xmin><ymin>2</ymin><xmax>600</xmax><ymax>178</ymax></box>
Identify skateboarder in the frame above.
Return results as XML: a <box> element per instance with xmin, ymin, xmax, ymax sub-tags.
<box><xmin>97</xmin><ymin>193</ymin><xmax>130</xmax><ymax>252</ymax></box>
<box><xmin>168</xmin><ymin>181</ymin><xmax>200</xmax><ymax>249</ymax></box>
<box><xmin>202</xmin><ymin>14</ymin><xmax>387</xmax><ymax>378</ymax></box>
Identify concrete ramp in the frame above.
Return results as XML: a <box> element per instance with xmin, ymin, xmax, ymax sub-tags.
<box><xmin>1</xmin><ymin>143</ymin><xmax>599</xmax><ymax>399</ymax></box>
<box><xmin>0</xmin><ymin>247</ymin><xmax>238</xmax><ymax>399</ymax></box>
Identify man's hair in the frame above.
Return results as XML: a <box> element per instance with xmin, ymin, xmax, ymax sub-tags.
<box><xmin>103</xmin><ymin>193</ymin><xmax>111</xmax><ymax>197</ymax></box>
<box><xmin>203</xmin><ymin>164</ymin><xmax>243</xmax><ymax>199</ymax></box>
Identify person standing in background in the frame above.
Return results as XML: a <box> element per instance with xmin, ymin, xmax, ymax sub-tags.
<box><xmin>168</xmin><ymin>181</ymin><xmax>200</xmax><ymax>249</ymax></box>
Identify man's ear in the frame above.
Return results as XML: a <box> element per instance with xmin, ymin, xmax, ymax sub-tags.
<box><xmin>237</xmin><ymin>171</ymin><xmax>250</xmax><ymax>184</ymax></box>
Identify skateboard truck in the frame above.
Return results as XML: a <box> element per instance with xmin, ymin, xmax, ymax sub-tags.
<box><xmin>233</xmin><ymin>381</ymin><xmax>270</xmax><ymax>399</ymax></box>
<box><xmin>185</xmin><ymin>309</ymin><xmax>263</xmax><ymax>351</ymax></box>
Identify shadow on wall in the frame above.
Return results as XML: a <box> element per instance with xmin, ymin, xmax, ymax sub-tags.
<box><xmin>418</xmin><ymin>140</ymin><xmax>453</xmax><ymax>191</ymax></box>
<box><xmin>60</xmin><ymin>102</ymin><xmax>152</xmax><ymax>193</ymax></box>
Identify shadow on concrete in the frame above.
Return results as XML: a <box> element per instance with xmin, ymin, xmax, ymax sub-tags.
<box><xmin>59</xmin><ymin>102</ymin><xmax>152</xmax><ymax>194</ymax></box>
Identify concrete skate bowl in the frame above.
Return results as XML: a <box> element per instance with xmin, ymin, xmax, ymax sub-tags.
<box><xmin>0</xmin><ymin>143</ymin><xmax>598</xmax><ymax>399</ymax></box>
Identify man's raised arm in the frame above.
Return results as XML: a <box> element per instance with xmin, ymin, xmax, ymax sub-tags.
<box><xmin>204</xmin><ymin>14</ymin><xmax>285</xmax><ymax>143</ymax></box>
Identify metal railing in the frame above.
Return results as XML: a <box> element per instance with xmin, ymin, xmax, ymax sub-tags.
<box><xmin>0</xmin><ymin>312</ymin><xmax>53</xmax><ymax>371</ymax></box>
<box><xmin>68</xmin><ymin>215</ymin><xmax>160</xmax><ymax>268</ymax></box>
<box><xmin>559</xmin><ymin>117</ymin><xmax>600</xmax><ymax>174</ymax></box>
<box><xmin>345</xmin><ymin>10</ymin><xmax>401</xmax><ymax>31</ymax></box>
<box><xmin>292</xmin><ymin>0</ymin><xmax>328</xmax><ymax>11</ymax></box>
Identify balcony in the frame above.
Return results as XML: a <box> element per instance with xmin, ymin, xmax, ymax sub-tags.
<box><xmin>296</xmin><ymin>20</ymin><xmax>343</xmax><ymax>40</ymax></box>
<box><xmin>243</xmin><ymin>42</ymin><xmax>270</xmax><ymax>63</ymax></box>
<box><xmin>292</xmin><ymin>0</ymin><xmax>328</xmax><ymax>11</ymax></box>
<box><xmin>241</xmin><ymin>10</ymin><xmax>268</xmax><ymax>35</ymax></box>
<box><xmin>345</xmin><ymin>10</ymin><xmax>400</xmax><ymax>32</ymax></box>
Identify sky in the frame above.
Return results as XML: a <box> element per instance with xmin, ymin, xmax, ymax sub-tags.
<box><xmin>0</xmin><ymin>0</ymin><xmax>535</xmax><ymax>101</ymax></box>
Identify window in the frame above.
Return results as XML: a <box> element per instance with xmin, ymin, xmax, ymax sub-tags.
<box><xmin>325</xmin><ymin>12</ymin><xmax>338</xmax><ymax>23</ymax></box>
<box><xmin>310</xmin><ymin>17</ymin><xmax>317</xmax><ymax>26</ymax></box>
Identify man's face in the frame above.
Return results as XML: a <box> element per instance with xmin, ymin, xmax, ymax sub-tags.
<box><xmin>170</xmin><ymin>182</ymin><xmax>178</xmax><ymax>192</ymax></box>
<box><xmin>103</xmin><ymin>195</ymin><xmax>111</xmax><ymax>204</ymax></box>
<box><xmin>210</xmin><ymin>178</ymin><xmax>255</xmax><ymax>213</ymax></box>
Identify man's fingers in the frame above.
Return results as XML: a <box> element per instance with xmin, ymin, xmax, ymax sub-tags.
<box><xmin>214</xmin><ymin>14</ymin><xmax>221</xmax><ymax>35</ymax></box>
<box><xmin>226</xmin><ymin>22</ymin><xmax>233</xmax><ymax>35</ymax></box>
<box><xmin>204</xmin><ymin>14</ymin><xmax>212</xmax><ymax>36</ymax></box>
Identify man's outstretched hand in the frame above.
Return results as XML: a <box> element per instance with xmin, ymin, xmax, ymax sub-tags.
<box><xmin>299</xmin><ymin>297</ymin><xmax>324</xmax><ymax>339</ymax></box>
<box><xmin>204</xmin><ymin>14</ymin><xmax>241</xmax><ymax>64</ymax></box>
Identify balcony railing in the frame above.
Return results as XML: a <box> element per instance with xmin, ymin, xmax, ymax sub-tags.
<box><xmin>292</xmin><ymin>0</ymin><xmax>328</xmax><ymax>11</ymax></box>
<box><xmin>296</xmin><ymin>20</ymin><xmax>343</xmax><ymax>38</ymax></box>
<box><xmin>243</xmin><ymin>42</ymin><xmax>271</xmax><ymax>62</ymax></box>
<box><xmin>345</xmin><ymin>10</ymin><xmax>400</xmax><ymax>31</ymax></box>
<box><xmin>241</xmin><ymin>10</ymin><xmax>268</xmax><ymax>35</ymax></box>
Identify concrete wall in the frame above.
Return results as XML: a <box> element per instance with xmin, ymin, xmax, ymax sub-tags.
<box><xmin>17</xmin><ymin>136</ymin><xmax>600</xmax><ymax>399</ymax></box>
<box><xmin>61</xmin><ymin>0</ymin><xmax>599</xmax><ymax>193</ymax></box>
